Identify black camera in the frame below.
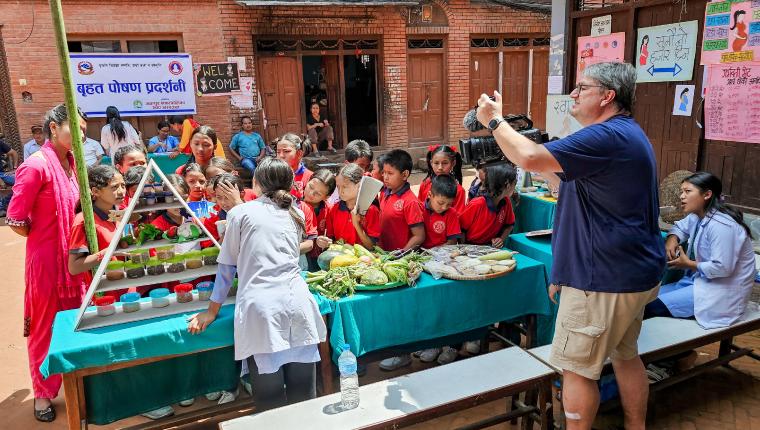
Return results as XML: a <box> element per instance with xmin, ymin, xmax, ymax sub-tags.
<box><xmin>459</xmin><ymin>114</ymin><xmax>543</xmax><ymax>165</ymax></box>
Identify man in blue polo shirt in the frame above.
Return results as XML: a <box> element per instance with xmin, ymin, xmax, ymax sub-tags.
<box><xmin>477</xmin><ymin>62</ymin><xmax>665</xmax><ymax>430</ymax></box>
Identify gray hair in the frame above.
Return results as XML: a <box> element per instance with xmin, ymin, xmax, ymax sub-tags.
<box><xmin>583</xmin><ymin>62</ymin><xmax>636</xmax><ymax>113</ymax></box>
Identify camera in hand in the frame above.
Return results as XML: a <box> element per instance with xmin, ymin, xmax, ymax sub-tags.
<box><xmin>459</xmin><ymin>113</ymin><xmax>543</xmax><ymax>165</ymax></box>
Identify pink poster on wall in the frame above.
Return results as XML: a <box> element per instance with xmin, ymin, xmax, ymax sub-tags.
<box><xmin>576</xmin><ymin>32</ymin><xmax>626</xmax><ymax>82</ymax></box>
<box><xmin>704</xmin><ymin>62</ymin><xmax>760</xmax><ymax>144</ymax></box>
<box><xmin>700</xmin><ymin>1</ymin><xmax>760</xmax><ymax>65</ymax></box>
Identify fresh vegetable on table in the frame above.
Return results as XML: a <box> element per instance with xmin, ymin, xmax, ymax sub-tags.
<box><xmin>305</xmin><ymin>247</ymin><xmax>429</xmax><ymax>300</ymax></box>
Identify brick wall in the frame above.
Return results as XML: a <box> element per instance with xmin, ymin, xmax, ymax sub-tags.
<box><xmin>216</xmin><ymin>0</ymin><xmax>549</xmax><ymax>155</ymax></box>
<box><xmin>0</xmin><ymin>0</ymin><xmax>549</xmax><ymax>155</ymax></box>
<box><xmin>0</xmin><ymin>0</ymin><xmax>231</xmax><ymax>146</ymax></box>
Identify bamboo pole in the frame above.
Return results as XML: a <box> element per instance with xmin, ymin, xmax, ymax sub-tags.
<box><xmin>48</xmin><ymin>0</ymin><xmax>98</xmax><ymax>254</ymax></box>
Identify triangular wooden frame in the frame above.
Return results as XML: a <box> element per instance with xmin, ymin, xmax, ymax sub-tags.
<box><xmin>73</xmin><ymin>159</ymin><xmax>225</xmax><ymax>331</ymax></box>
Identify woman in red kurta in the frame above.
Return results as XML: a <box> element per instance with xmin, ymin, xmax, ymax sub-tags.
<box><xmin>730</xmin><ymin>10</ymin><xmax>748</xmax><ymax>52</ymax></box>
<box><xmin>7</xmin><ymin>104</ymin><xmax>89</xmax><ymax>422</ymax></box>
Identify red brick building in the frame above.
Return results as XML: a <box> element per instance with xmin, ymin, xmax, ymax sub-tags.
<box><xmin>0</xmin><ymin>0</ymin><xmax>550</xmax><ymax>159</ymax></box>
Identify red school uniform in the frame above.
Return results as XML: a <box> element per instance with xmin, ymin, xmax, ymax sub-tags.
<box><xmin>325</xmin><ymin>201</ymin><xmax>381</xmax><ymax>246</ymax></box>
<box><xmin>422</xmin><ymin>201</ymin><xmax>462</xmax><ymax>248</ymax></box>
<box><xmin>417</xmin><ymin>176</ymin><xmax>466</xmax><ymax>214</ymax></box>
<box><xmin>378</xmin><ymin>183</ymin><xmax>425</xmax><ymax>251</ymax></box>
<box><xmin>459</xmin><ymin>195</ymin><xmax>515</xmax><ymax>245</ymax></box>
<box><xmin>291</xmin><ymin>164</ymin><xmax>313</xmax><ymax>200</ymax></box>
<box><xmin>299</xmin><ymin>200</ymin><xmax>319</xmax><ymax>240</ymax></box>
<box><xmin>150</xmin><ymin>211</ymin><xmax>182</xmax><ymax>231</ymax></box>
<box><xmin>68</xmin><ymin>206</ymin><xmax>124</xmax><ymax>298</ymax></box>
<box><xmin>306</xmin><ymin>201</ymin><xmax>330</xmax><ymax>258</ymax></box>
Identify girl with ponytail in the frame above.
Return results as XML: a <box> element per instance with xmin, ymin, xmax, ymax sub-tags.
<box><xmin>101</xmin><ymin>106</ymin><xmax>142</xmax><ymax>159</ymax></box>
<box><xmin>418</xmin><ymin>145</ymin><xmax>466</xmax><ymax>213</ymax></box>
<box><xmin>645</xmin><ymin>171</ymin><xmax>756</xmax><ymax>329</ymax></box>
<box><xmin>188</xmin><ymin>157</ymin><xmax>326</xmax><ymax>411</ymax></box>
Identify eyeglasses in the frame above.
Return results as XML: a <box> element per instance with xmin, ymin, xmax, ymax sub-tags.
<box><xmin>572</xmin><ymin>83</ymin><xmax>605</xmax><ymax>94</ymax></box>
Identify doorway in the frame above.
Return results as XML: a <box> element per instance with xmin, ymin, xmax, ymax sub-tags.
<box><xmin>407</xmin><ymin>52</ymin><xmax>445</xmax><ymax>145</ymax></box>
<box><xmin>256</xmin><ymin>39</ymin><xmax>382</xmax><ymax>148</ymax></box>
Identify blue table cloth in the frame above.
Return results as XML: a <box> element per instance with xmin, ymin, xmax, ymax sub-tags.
<box><xmin>513</xmin><ymin>192</ymin><xmax>556</xmax><ymax>234</ymax></box>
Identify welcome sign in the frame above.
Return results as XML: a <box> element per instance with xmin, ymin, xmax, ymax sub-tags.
<box><xmin>194</xmin><ymin>62</ymin><xmax>241</xmax><ymax>96</ymax></box>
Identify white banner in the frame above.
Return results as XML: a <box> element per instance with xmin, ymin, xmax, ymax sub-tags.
<box><xmin>70</xmin><ymin>53</ymin><xmax>196</xmax><ymax>117</ymax></box>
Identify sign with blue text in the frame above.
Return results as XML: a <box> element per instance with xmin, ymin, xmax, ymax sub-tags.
<box><xmin>636</xmin><ymin>21</ymin><xmax>699</xmax><ymax>82</ymax></box>
<box><xmin>70</xmin><ymin>53</ymin><xmax>196</xmax><ymax>117</ymax></box>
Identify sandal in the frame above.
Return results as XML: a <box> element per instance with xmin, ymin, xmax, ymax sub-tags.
<box><xmin>34</xmin><ymin>404</ymin><xmax>56</xmax><ymax>422</ymax></box>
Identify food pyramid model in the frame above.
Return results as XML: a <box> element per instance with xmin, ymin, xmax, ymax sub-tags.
<box><xmin>73</xmin><ymin>159</ymin><xmax>231</xmax><ymax>331</ymax></box>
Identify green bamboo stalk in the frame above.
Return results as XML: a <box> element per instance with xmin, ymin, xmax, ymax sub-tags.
<box><xmin>49</xmin><ymin>0</ymin><xmax>98</xmax><ymax>254</ymax></box>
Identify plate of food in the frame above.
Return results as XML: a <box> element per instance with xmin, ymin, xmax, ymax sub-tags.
<box><xmin>423</xmin><ymin>245</ymin><xmax>517</xmax><ymax>280</ymax></box>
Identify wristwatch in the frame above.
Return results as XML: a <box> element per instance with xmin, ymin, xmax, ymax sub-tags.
<box><xmin>488</xmin><ymin>117</ymin><xmax>505</xmax><ymax>131</ymax></box>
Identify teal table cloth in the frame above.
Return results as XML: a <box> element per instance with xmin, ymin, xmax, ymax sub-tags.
<box><xmin>327</xmin><ymin>253</ymin><xmax>551</xmax><ymax>361</ymax></box>
<box><xmin>42</xmin><ymin>294</ymin><xmax>333</xmax><ymax>424</ymax></box>
<box><xmin>513</xmin><ymin>192</ymin><xmax>556</xmax><ymax>234</ymax></box>
<box><xmin>101</xmin><ymin>153</ymin><xmax>190</xmax><ymax>174</ymax></box>
<box><xmin>508</xmin><ymin>233</ymin><xmax>555</xmax><ymax>346</ymax></box>
<box><xmin>508</xmin><ymin>231</ymin><xmax>676</xmax><ymax>346</ymax></box>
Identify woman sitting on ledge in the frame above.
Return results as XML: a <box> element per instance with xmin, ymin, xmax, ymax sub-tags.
<box><xmin>645</xmin><ymin>171</ymin><xmax>756</xmax><ymax>329</ymax></box>
<box><xmin>306</xmin><ymin>102</ymin><xmax>335</xmax><ymax>157</ymax></box>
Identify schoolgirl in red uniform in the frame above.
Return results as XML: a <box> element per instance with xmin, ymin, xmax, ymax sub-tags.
<box><xmin>417</xmin><ymin>145</ymin><xmax>465</xmax><ymax>214</ymax></box>
<box><xmin>459</xmin><ymin>162</ymin><xmax>517</xmax><ymax>248</ymax></box>
<box><xmin>276</xmin><ymin>133</ymin><xmax>312</xmax><ymax>200</ymax></box>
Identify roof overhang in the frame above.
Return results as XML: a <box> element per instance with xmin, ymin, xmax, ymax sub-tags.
<box><xmin>237</xmin><ymin>0</ymin><xmax>420</xmax><ymax>6</ymax></box>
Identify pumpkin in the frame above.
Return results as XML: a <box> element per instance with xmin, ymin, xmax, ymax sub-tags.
<box><xmin>317</xmin><ymin>249</ymin><xmax>344</xmax><ymax>271</ymax></box>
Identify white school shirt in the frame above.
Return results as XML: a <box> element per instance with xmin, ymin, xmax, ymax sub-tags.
<box><xmin>101</xmin><ymin>121</ymin><xmax>142</xmax><ymax>159</ymax></box>
<box><xmin>669</xmin><ymin>210</ymin><xmax>757</xmax><ymax>329</ymax></box>
<box><xmin>83</xmin><ymin>138</ymin><xmax>105</xmax><ymax>166</ymax></box>
<box><xmin>219</xmin><ymin>197</ymin><xmax>327</xmax><ymax>361</ymax></box>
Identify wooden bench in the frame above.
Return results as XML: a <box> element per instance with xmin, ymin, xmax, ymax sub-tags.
<box><xmin>529</xmin><ymin>308</ymin><xmax>760</xmax><ymax>416</ymax></box>
<box><xmin>220</xmin><ymin>346</ymin><xmax>555</xmax><ymax>430</ymax></box>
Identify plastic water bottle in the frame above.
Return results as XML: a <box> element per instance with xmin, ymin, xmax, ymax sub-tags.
<box><xmin>338</xmin><ymin>344</ymin><xmax>360</xmax><ymax>409</ymax></box>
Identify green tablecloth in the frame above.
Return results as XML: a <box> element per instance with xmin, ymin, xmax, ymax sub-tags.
<box><xmin>328</xmin><ymin>253</ymin><xmax>551</xmax><ymax>361</ymax></box>
<box><xmin>101</xmin><ymin>153</ymin><xmax>190</xmax><ymax>174</ymax></box>
<box><xmin>41</xmin><ymin>295</ymin><xmax>333</xmax><ymax>425</ymax></box>
<box><xmin>508</xmin><ymin>233</ymin><xmax>555</xmax><ymax>346</ymax></box>
<box><xmin>513</xmin><ymin>192</ymin><xmax>556</xmax><ymax>234</ymax></box>
<box><xmin>507</xmin><ymin>231</ymin><xmax>676</xmax><ymax>347</ymax></box>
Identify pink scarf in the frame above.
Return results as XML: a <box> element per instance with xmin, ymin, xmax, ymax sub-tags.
<box><xmin>40</xmin><ymin>140</ymin><xmax>82</xmax><ymax>300</ymax></box>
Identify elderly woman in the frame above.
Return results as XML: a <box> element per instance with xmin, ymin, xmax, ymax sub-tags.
<box><xmin>7</xmin><ymin>104</ymin><xmax>89</xmax><ymax>422</ymax></box>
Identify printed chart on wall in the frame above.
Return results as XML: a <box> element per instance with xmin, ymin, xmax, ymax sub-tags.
<box><xmin>704</xmin><ymin>62</ymin><xmax>760</xmax><ymax>144</ymax></box>
<box><xmin>576</xmin><ymin>33</ymin><xmax>625</xmax><ymax>82</ymax></box>
<box><xmin>701</xmin><ymin>1</ymin><xmax>760</xmax><ymax>64</ymax></box>
<box><xmin>545</xmin><ymin>95</ymin><xmax>584</xmax><ymax>139</ymax></box>
<box><xmin>636</xmin><ymin>21</ymin><xmax>699</xmax><ymax>82</ymax></box>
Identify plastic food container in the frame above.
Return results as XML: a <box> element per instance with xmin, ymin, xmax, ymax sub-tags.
<box><xmin>196</xmin><ymin>281</ymin><xmax>214</xmax><ymax>301</ymax></box>
<box><xmin>152</xmin><ymin>183</ymin><xmax>164</xmax><ymax>193</ymax></box>
<box><xmin>175</xmin><ymin>283</ymin><xmax>194</xmax><ymax>303</ymax></box>
<box><xmin>166</xmin><ymin>255</ymin><xmax>186</xmax><ymax>273</ymax></box>
<box><xmin>95</xmin><ymin>296</ymin><xmax>116</xmax><ymax>317</ymax></box>
<box><xmin>229</xmin><ymin>278</ymin><xmax>238</xmax><ymax>297</ymax></box>
<box><xmin>139</xmin><ymin>196</ymin><xmax>148</xmax><ymax>206</ymax></box>
<box><xmin>105</xmin><ymin>261</ymin><xmax>125</xmax><ymax>281</ymax></box>
<box><xmin>146</xmin><ymin>257</ymin><xmax>165</xmax><ymax>276</ymax></box>
<box><xmin>120</xmin><ymin>292</ymin><xmax>141</xmax><ymax>313</ymax></box>
<box><xmin>124</xmin><ymin>261</ymin><xmax>145</xmax><ymax>279</ymax></box>
<box><xmin>142</xmin><ymin>185</ymin><xmax>155</xmax><ymax>195</ymax></box>
<box><xmin>130</xmin><ymin>249</ymin><xmax>150</xmax><ymax>264</ymax></box>
<box><xmin>145</xmin><ymin>193</ymin><xmax>157</xmax><ymax>206</ymax></box>
<box><xmin>184</xmin><ymin>251</ymin><xmax>203</xmax><ymax>269</ymax></box>
<box><xmin>149</xmin><ymin>288</ymin><xmax>171</xmax><ymax>308</ymax></box>
<box><xmin>201</xmin><ymin>247</ymin><xmax>220</xmax><ymax>265</ymax></box>
<box><xmin>156</xmin><ymin>245</ymin><xmax>175</xmax><ymax>261</ymax></box>
<box><xmin>164</xmin><ymin>192</ymin><xmax>175</xmax><ymax>204</ymax></box>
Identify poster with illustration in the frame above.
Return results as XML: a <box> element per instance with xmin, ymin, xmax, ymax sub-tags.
<box><xmin>576</xmin><ymin>33</ymin><xmax>625</xmax><ymax>82</ymax></box>
<box><xmin>700</xmin><ymin>1</ymin><xmax>760</xmax><ymax>65</ymax></box>
<box><xmin>636</xmin><ymin>21</ymin><xmax>698</xmax><ymax>82</ymax></box>
<box><xmin>672</xmin><ymin>85</ymin><xmax>696</xmax><ymax>116</ymax></box>
<box><xmin>704</xmin><ymin>63</ymin><xmax>760</xmax><ymax>144</ymax></box>
<box><xmin>545</xmin><ymin>95</ymin><xmax>584</xmax><ymax>139</ymax></box>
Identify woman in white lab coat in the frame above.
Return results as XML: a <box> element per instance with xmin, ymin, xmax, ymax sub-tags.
<box><xmin>188</xmin><ymin>157</ymin><xmax>327</xmax><ymax>411</ymax></box>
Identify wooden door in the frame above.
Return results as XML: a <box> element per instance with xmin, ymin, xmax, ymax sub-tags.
<box><xmin>530</xmin><ymin>50</ymin><xmax>549</xmax><ymax>130</ymax></box>
<box><xmin>470</xmin><ymin>52</ymin><xmax>499</xmax><ymax>108</ymax></box>
<box><xmin>322</xmin><ymin>56</ymin><xmax>344</xmax><ymax>147</ymax></box>
<box><xmin>502</xmin><ymin>51</ymin><xmax>530</xmax><ymax>116</ymax></box>
<box><xmin>408</xmin><ymin>53</ymin><xmax>445</xmax><ymax>145</ymax></box>
<box><xmin>257</xmin><ymin>57</ymin><xmax>303</xmax><ymax>143</ymax></box>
